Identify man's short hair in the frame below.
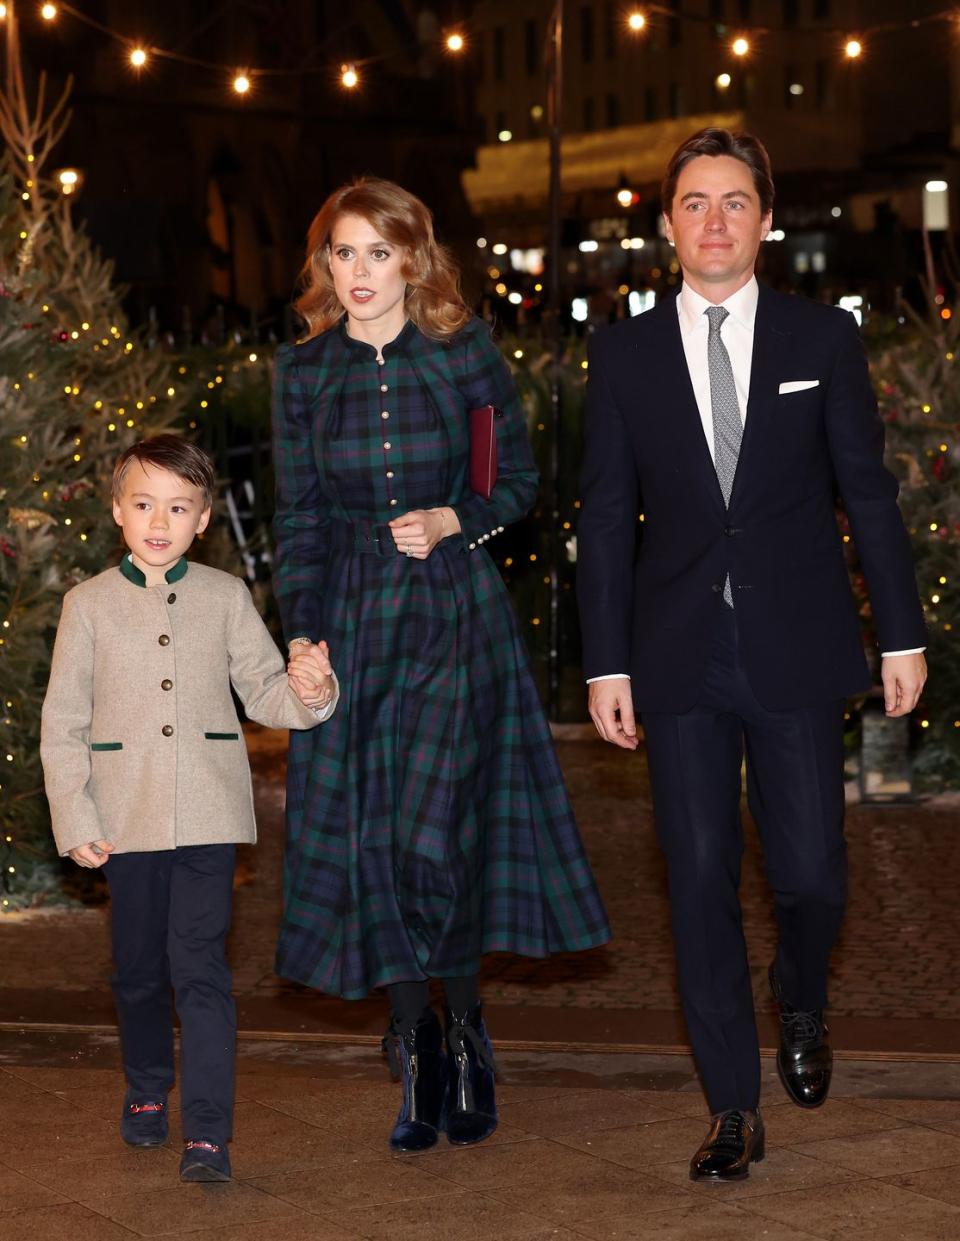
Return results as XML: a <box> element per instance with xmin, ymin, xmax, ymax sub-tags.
<box><xmin>661</xmin><ymin>128</ymin><xmax>775</xmax><ymax>218</ymax></box>
<box><xmin>112</xmin><ymin>435</ymin><xmax>216</xmax><ymax>509</ymax></box>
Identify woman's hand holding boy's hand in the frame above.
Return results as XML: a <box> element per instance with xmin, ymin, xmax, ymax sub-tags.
<box><xmin>388</xmin><ymin>507</ymin><xmax>460</xmax><ymax>559</ymax></box>
<box><xmin>68</xmin><ymin>839</ymin><xmax>115</xmax><ymax>868</ymax></box>
<box><xmin>288</xmin><ymin>640</ymin><xmax>336</xmax><ymax>710</ymax></box>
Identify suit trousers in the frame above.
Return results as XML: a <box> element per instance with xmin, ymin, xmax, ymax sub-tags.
<box><xmin>105</xmin><ymin>844</ymin><xmax>237</xmax><ymax>1144</ymax></box>
<box><xmin>641</xmin><ymin>605</ymin><xmax>847</xmax><ymax>1114</ymax></box>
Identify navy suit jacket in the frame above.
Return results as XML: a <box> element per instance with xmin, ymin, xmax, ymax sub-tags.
<box><xmin>576</xmin><ymin>283</ymin><xmax>926</xmax><ymax>713</ymax></box>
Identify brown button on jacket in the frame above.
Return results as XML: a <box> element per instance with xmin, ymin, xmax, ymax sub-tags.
<box><xmin>41</xmin><ymin>557</ymin><xmax>336</xmax><ymax>856</ymax></box>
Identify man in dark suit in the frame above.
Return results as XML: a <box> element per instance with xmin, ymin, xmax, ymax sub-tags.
<box><xmin>577</xmin><ymin>128</ymin><xmax>927</xmax><ymax>1182</ymax></box>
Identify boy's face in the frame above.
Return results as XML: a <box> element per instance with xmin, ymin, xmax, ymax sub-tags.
<box><xmin>113</xmin><ymin>459</ymin><xmax>210</xmax><ymax>579</ymax></box>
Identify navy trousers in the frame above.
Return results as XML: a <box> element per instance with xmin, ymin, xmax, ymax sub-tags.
<box><xmin>641</xmin><ymin>605</ymin><xmax>847</xmax><ymax>1114</ymax></box>
<box><xmin>105</xmin><ymin>844</ymin><xmax>236</xmax><ymax>1144</ymax></box>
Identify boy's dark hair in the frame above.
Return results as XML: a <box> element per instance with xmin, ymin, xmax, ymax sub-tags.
<box><xmin>112</xmin><ymin>435</ymin><xmax>216</xmax><ymax>509</ymax></box>
<box><xmin>661</xmin><ymin>127</ymin><xmax>775</xmax><ymax>218</ymax></box>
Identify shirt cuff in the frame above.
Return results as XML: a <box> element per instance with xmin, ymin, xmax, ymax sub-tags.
<box><xmin>880</xmin><ymin>648</ymin><xmax>926</xmax><ymax>657</ymax></box>
<box><xmin>586</xmin><ymin>673</ymin><xmax>631</xmax><ymax>683</ymax></box>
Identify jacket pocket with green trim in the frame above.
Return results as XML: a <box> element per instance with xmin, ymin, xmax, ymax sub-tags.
<box><xmin>204</xmin><ymin>732</ymin><xmax>240</xmax><ymax>741</ymax></box>
<box><xmin>90</xmin><ymin>742</ymin><xmax>123</xmax><ymax>751</ymax></box>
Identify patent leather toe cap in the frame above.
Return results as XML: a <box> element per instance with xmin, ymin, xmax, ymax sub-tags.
<box><xmin>389</xmin><ymin>1119</ymin><xmax>441</xmax><ymax>1152</ymax></box>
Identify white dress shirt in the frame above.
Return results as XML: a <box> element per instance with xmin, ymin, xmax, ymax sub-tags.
<box><xmin>586</xmin><ymin>278</ymin><xmax>922</xmax><ymax>681</ymax></box>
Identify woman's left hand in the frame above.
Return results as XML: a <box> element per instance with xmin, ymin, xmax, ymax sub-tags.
<box><xmin>389</xmin><ymin>507</ymin><xmax>461</xmax><ymax>560</ymax></box>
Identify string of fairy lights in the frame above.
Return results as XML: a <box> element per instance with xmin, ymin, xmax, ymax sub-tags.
<box><xmin>1</xmin><ymin>2</ymin><xmax>959</xmax><ymax>101</ymax></box>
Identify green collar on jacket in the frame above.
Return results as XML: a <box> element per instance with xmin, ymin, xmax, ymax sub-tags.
<box><xmin>119</xmin><ymin>553</ymin><xmax>189</xmax><ymax>588</ymax></box>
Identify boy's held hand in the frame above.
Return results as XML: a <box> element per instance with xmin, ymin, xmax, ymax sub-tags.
<box><xmin>287</xmin><ymin>640</ymin><xmax>336</xmax><ymax>710</ymax></box>
<box><xmin>68</xmin><ymin>839</ymin><xmax>114</xmax><ymax>868</ymax></box>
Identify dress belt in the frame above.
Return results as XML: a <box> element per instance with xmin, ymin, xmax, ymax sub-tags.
<box><xmin>327</xmin><ymin>517</ymin><xmax>403</xmax><ymax>558</ymax></box>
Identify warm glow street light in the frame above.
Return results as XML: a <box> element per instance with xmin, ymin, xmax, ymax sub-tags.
<box><xmin>844</xmin><ymin>38</ymin><xmax>863</xmax><ymax>59</ymax></box>
<box><xmin>715</xmin><ymin>72</ymin><xmax>731</xmax><ymax>89</ymax></box>
<box><xmin>341</xmin><ymin>64</ymin><xmax>359</xmax><ymax>89</ymax></box>
<box><xmin>627</xmin><ymin>11</ymin><xmax>646</xmax><ymax>32</ymax></box>
<box><xmin>40</xmin><ymin>3</ymin><xmax>57</xmax><ymax>20</ymax></box>
<box><xmin>57</xmin><ymin>168</ymin><xmax>80</xmax><ymax>196</ymax></box>
<box><xmin>233</xmin><ymin>74</ymin><xmax>251</xmax><ymax>94</ymax></box>
<box><xmin>130</xmin><ymin>47</ymin><xmax>148</xmax><ymax>68</ymax></box>
<box><xmin>732</xmin><ymin>36</ymin><xmax>750</xmax><ymax>57</ymax></box>
<box><xmin>445</xmin><ymin>33</ymin><xmax>465</xmax><ymax>53</ymax></box>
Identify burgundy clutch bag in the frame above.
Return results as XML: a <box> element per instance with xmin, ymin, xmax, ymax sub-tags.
<box><xmin>469</xmin><ymin>404</ymin><xmax>502</xmax><ymax>500</ymax></box>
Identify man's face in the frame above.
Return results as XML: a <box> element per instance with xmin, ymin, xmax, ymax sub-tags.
<box><xmin>663</xmin><ymin>154</ymin><xmax>771</xmax><ymax>295</ymax></box>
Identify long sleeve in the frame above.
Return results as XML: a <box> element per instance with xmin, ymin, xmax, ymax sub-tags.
<box><xmin>450</xmin><ymin>321</ymin><xmax>539</xmax><ymax>550</ymax></box>
<box><xmin>576</xmin><ymin>332</ymin><xmax>642</xmax><ymax>680</ymax></box>
<box><xmin>824</xmin><ymin>313</ymin><xmax>927</xmax><ymax>653</ymax></box>
<box><xmin>226</xmin><ymin>577</ymin><xmax>337</xmax><ymax>729</ymax></box>
<box><xmin>271</xmin><ymin>342</ymin><xmax>330</xmax><ymax>644</ymax></box>
<box><xmin>39</xmin><ymin>592</ymin><xmax>105</xmax><ymax>855</ymax></box>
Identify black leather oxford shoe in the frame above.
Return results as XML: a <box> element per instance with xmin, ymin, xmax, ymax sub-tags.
<box><xmin>769</xmin><ymin>962</ymin><xmax>833</xmax><ymax>1108</ymax></box>
<box><xmin>689</xmin><ymin>1109</ymin><xmax>765</xmax><ymax>1181</ymax></box>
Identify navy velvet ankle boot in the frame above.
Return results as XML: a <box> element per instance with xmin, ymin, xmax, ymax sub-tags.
<box><xmin>444</xmin><ymin>1003</ymin><xmax>498</xmax><ymax>1146</ymax></box>
<box><xmin>383</xmin><ymin>1009</ymin><xmax>447</xmax><ymax>1152</ymax></box>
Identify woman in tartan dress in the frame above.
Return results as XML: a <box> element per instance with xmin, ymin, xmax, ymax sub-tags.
<box><xmin>273</xmin><ymin>179</ymin><xmax>609</xmax><ymax>1152</ymax></box>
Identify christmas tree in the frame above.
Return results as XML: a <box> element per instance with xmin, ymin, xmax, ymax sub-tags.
<box><xmin>864</xmin><ymin>241</ymin><xmax>960</xmax><ymax>787</ymax></box>
<box><xmin>0</xmin><ymin>24</ymin><xmax>184</xmax><ymax>909</ymax></box>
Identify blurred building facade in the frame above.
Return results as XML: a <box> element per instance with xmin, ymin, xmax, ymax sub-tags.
<box><xmin>20</xmin><ymin>0</ymin><xmax>477</xmax><ymax>339</ymax></box>
<box><xmin>463</xmin><ymin>0</ymin><xmax>957</xmax><ymax>324</ymax></box>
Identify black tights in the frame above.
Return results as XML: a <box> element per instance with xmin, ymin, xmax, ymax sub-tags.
<box><xmin>387</xmin><ymin>975</ymin><xmax>479</xmax><ymax>1028</ymax></box>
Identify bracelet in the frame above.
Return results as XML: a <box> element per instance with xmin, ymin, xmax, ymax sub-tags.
<box><xmin>288</xmin><ymin>637</ymin><xmax>312</xmax><ymax>648</ymax></box>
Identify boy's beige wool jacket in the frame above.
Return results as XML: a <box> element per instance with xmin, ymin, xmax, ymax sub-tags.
<box><xmin>41</xmin><ymin>557</ymin><xmax>335</xmax><ymax>856</ymax></box>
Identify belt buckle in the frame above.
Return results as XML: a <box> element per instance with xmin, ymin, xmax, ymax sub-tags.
<box><xmin>357</xmin><ymin>524</ymin><xmax>391</xmax><ymax>557</ymax></box>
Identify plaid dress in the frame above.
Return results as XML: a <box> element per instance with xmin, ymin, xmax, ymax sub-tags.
<box><xmin>271</xmin><ymin>316</ymin><xmax>610</xmax><ymax>999</ymax></box>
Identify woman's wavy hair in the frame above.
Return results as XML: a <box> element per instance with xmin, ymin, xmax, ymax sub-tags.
<box><xmin>293</xmin><ymin>177</ymin><xmax>471</xmax><ymax>340</ymax></box>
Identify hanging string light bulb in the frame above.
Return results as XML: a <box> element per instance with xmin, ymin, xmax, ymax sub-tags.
<box><xmin>129</xmin><ymin>47</ymin><xmax>148</xmax><ymax>69</ymax></box>
<box><xmin>445</xmin><ymin>33</ymin><xmax>465</xmax><ymax>53</ymax></box>
<box><xmin>233</xmin><ymin>73</ymin><xmax>251</xmax><ymax>95</ymax></box>
<box><xmin>341</xmin><ymin>64</ymin><xmax>359</xmax><ymax>89</ymax></box>
<box><xmin>844</xmin><ymin>38</ymin><xmax>863</xmax><ymax>59</ymax></box>
<box><xmin>40</xmin><ymin>3</ymin><xmax>57</xmax><ymax>20</ymax></box>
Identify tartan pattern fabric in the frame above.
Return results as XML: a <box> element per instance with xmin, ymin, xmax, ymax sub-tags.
<box><xmin>272</xmin><ymin>317</ymin><xmax>610</xmax><ymax>999</ymax></box>
<box><xmin>706</xmin><ymin>305</ymin><xmax>742</xmax><ymax>606</ymax></box>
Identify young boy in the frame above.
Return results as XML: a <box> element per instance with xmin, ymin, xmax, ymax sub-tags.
<box><xmin>40</xmin><ymin>435</ymin><xmax>336</xmax><ymax>1183</ymax></box>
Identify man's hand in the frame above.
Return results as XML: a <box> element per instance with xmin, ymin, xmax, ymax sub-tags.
<box><xmin>68</xmin><ymin>840</ymin><xmax>114</xmax><ymax>868</ymax></box>
<box><xmin>588</xmin><ymin>677</ymin><xmax>639</xmax><ymax>750</ymax></box>
<box><xmin>881</xmin><ymin>652</ymin><xmax>927</xmax><ymax>717</ymax></box>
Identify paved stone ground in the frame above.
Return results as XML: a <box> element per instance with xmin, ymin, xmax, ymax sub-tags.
<box><xmin>2</xmin><ymin>1030</ymin><xmax>960</xmax><ymax>1241</ymax></box>
<box><xmin>1</xmin><ymin>729</ymin><xmax>958</xmax><ymax>1024</ymax></box>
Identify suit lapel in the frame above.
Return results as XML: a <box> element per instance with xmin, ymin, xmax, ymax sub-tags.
<box><xmin>728</xmin><ymin>283</ymin><xmax>792</xmax><ymax>511</ymax></box>
<box><xmin>647</xmin><ymin>293</ymin><xmax>727</xmax><ymax>514</ymax></box>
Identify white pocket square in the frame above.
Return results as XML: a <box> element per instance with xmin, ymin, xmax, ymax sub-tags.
<box><xmin>779</xmin><ymin>380</ymin><xmax>820</xmax><ymax>394</ymax></box>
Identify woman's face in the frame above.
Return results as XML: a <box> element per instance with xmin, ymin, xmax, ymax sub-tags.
<box><xmin>328</xmin><ymin>213</ymin><xmax>407</xmax><ymax>332</ymax></box>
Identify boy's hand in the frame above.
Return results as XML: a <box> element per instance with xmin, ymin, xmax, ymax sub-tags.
<box><xmin>68</xmin><ymin>839</ymin><xmax>114</xmax><ymax>868</ymax></box>
<box><xmin>288</xmin><ymin>641</ymin><xmax>335</xmax><ymax>710</ymax></box>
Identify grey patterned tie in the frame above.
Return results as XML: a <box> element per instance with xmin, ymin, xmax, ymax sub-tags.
<box><xmin>706</xmin><ymin>305</ymin><xmax>742</xmax><ymax>606</ymax></box>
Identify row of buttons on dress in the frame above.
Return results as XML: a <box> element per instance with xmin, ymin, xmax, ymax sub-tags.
<box><xmin>468</xmin><ymin>525</ymin><xmax>505</xmax><ymax>551</ymax></box>
<box><xmin>379</xmin><ymin>370</ymin><xmax>400</xmax><ymax>507</ymax></box>
<box><xmin>158</xmin><ymin>591</ymin><xmax>177</xmax><ymax>736</ymax></box>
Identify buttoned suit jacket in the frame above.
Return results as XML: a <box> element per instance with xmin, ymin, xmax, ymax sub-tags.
<box><xmin>41</xmin><ymin>560</ymin><xmax>334</xmax><ymax>857</ymax></box>
<box><xmin>576</xmin><ymin>283</ymin><xmax>927</xmax><ymax>713</ymax></box>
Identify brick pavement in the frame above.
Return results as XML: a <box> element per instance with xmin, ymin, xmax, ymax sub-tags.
<box><xmin>1</xmin><ymin>729</ymin><xmax>958</xmax><ymax>1027</ymax></box>
<box><xmin>1</xmin><ymin>1030</ymin><xmax>960</xmax><ymax>1240</ymax></box>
